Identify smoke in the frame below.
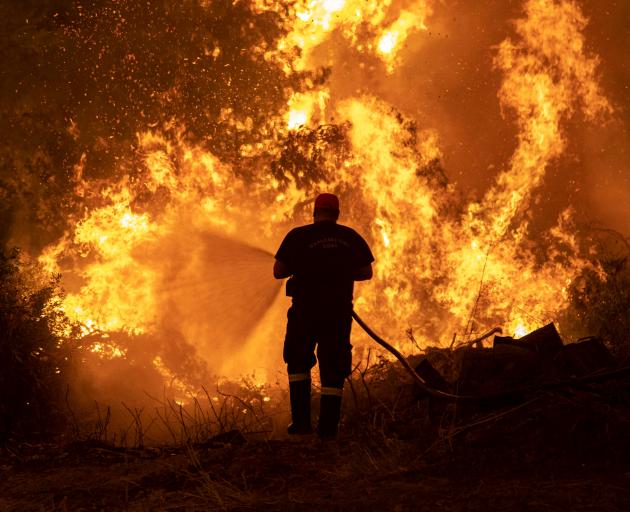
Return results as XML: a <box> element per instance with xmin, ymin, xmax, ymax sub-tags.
<box><xmin>578</xmin><ymin>0</ymin><xmax>630</xmax><ymax>234</ymax></box>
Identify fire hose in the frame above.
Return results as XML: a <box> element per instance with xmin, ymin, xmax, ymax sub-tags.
<box><xmin>351</xmin><ymin>309</ymin><xmax>630</xmax><ymax>401</ymax></box>
<box><xmin>352</xmin><ymin>310</ymin><xmax>467</xmax><ymax>400</ymax></box>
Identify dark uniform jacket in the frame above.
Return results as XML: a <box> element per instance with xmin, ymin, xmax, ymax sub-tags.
<box><xmin>275</xmin><ymin>221</ymin><xmax>374</xmax><ymax>306</ymax></box>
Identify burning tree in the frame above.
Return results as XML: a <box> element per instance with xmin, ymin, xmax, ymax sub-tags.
<box><xmin>1</xmin><ymin>0</ymin><xmax>628</xmax><ymax>421</ymax></box>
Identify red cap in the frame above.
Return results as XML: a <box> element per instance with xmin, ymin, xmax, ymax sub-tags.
<box><xmin>314</xmin><ymin>193</ymin><xmax>339</xmax><ymax>211</ymax></box>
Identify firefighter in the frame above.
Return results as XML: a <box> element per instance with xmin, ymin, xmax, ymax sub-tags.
<box><xmin>273</xmin><ymin>193</ymin><xmax>374</xmax><ymax>438</ymax></box>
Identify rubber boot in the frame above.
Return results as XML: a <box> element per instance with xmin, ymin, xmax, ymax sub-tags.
<box><xmin>287</xmin><ymin>379</ymin><xmax>312</xmax><ymax>435</ymax></box>
<box><xmin>317</xmin><ymin>393</ymin><xmax>342</xmax><ymax>439</ymax></box>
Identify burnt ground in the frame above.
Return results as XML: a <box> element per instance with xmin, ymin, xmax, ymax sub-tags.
<box><xmin>1</xmin><ymin>436</ymin><xmax>630</xmax><ymax>512</ymax></box>
<box><xmin>2</xmin><ymin>382</ymin><xmax>630</xmax><ymax>512</ymax></box>
<box><xmin>3</xmin><ymin>336</ymin><xmax>630</xmax><ymax>512</ymax></box>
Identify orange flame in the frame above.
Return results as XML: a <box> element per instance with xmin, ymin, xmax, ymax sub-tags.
<box><xmin>38</xmin><ymin>0</ymin><xmax>613</xmax><ymax>383</ymax></box>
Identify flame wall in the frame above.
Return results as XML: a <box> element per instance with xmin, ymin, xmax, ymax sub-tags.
<box><xmin>2</xmin><ymin>0</ymin><xmax>629</xmax><ymax>399</ymax></box>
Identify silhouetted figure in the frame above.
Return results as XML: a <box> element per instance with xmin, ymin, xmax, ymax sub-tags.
<box><xmin>274</xmin><ymin>193</ymin><xmax>374</xmax><ymax>439</ymax></box>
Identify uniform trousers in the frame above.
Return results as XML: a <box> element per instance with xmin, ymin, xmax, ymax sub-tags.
<box><xmin>283</xmin><ymin>301</ymin><xmax>353</xmax><ymax>389</ymax></box>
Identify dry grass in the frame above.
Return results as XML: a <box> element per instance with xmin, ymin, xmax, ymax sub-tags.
<box><xmin>2</xmin><ymin>340</ymin><xmax>630</xmax><ymax>510</ymax></box>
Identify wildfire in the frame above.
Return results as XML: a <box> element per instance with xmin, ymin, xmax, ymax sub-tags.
<box><xmin>286</xmin><ymin>90</ymin><xmax>329</xmax><ymax>130</ymax></box>
<box><xmin>514</xmin><ymin>324</ymin><xmax>528</xmax><ymax>338</ymax></box>
<box><xmin>376</xmin><ymin>10</ymin><xmax>429</xmax><ymax>72</ymax></box>
<box><xmin>37</xmin><ymin>0</ymin><xmax>614</xmax><ymax>388</ymax></box>
<box><xmin>90</xmin><ymin>342</ymin><xmax>127</xmax><ymax>359</ymax></box>
<box><xmin>269</xmin><ymin>0</ymin><xmax>432</xmax><ymax>71</ymax></box>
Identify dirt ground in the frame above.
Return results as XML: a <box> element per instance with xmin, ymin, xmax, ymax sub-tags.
<box><xmin>2</xmin><ymin>434</ymin><xmax>630</xmax><ymax>512</ymax></box>
<box><xmin>3</xmin><ymin>349</ymin><xmax>630</xmax><ymax>511</ymax></box>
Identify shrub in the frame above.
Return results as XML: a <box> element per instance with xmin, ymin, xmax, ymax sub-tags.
<box><xmin>0</xmin><ymin>248</ymin><xmax>78</xmax><ymax>440</ymax></box>
<box><xmin>560</xmin><ymin>256</ymin><xmax>630</xmax><ymax>360</ymax></box>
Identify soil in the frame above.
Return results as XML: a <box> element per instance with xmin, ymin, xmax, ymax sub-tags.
<box><xmin>1</xmin><ymin>430</ymin><xmax>630</xmax><ymax>511</ymax></box>
<box><xmin>3</xmin><ymin>345</ymin><xmax>629</xmax><ymax>511</ymax></box>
